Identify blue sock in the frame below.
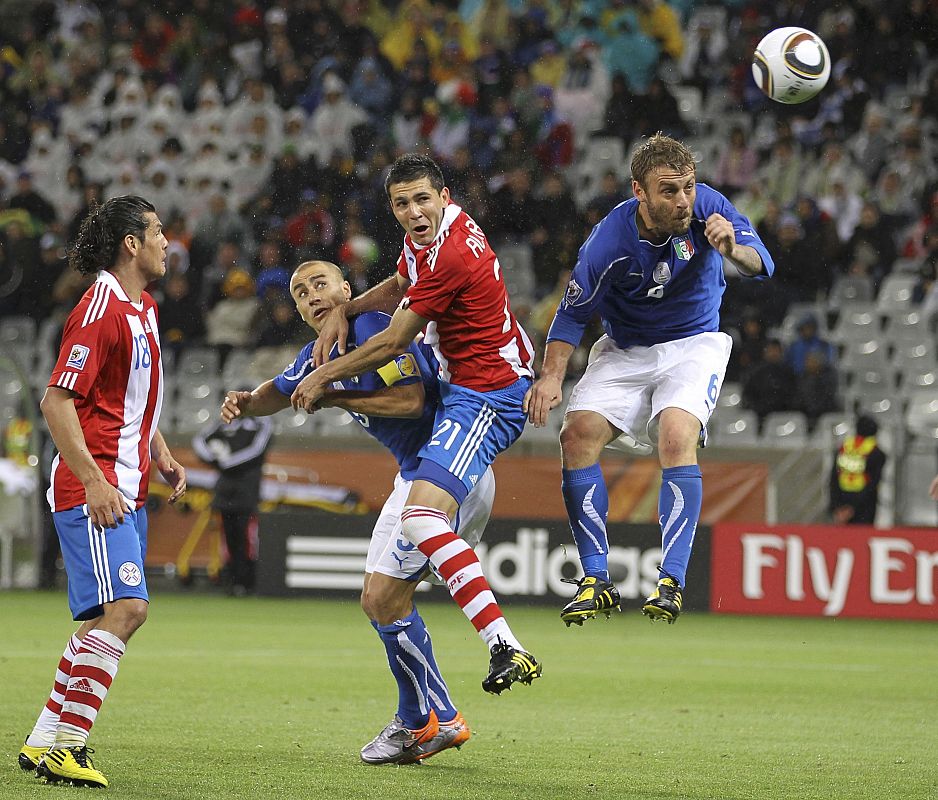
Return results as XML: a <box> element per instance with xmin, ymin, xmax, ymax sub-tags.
<box><xmin>375</xmin><ymin>608</ymin><xmax>433</xmax><ymax>729</ymax></box>
<box><xmin>658</xmin><ymin>465</ymin><xmax>702</xmax><ymax>586</ymax></box>
<box><xmin>562</xmin><ymin>463</ymin><xmax>610</xmax><ymax>581</ymax></box>
<box><xmin>420</xmin><ymin>616</ymin><xmax>457</xmax><ymax>724</ymax></box>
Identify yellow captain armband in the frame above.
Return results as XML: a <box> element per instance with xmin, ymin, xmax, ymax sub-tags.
<box><xmin>376</xmin><ymin>353</ymin><xmax>419</xmax><ymax>386</ymax></box>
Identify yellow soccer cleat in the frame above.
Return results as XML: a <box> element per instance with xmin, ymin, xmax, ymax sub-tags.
<box><xmin>18</xmin><ymin>741</ymin><xmax>49</xmax><ymax>772</ymax></box>
<box><xmin>559</xmin><ymin>575</ymin><xmax>621</xmax><ymax>626</ymax></box>
<box><xmin>37</xmin><ymin>746</ymin><xmax>108</xmax><ymax>788</ymax></box>
<box><xmin>482</xmin><ymin>639</ymin><xmax>542</xmax><ymax>694</ymax></box>
<box><xmin>642</xmin><ymin>575</ymin><xmax>684</xmax><ymax>623</ymax></box>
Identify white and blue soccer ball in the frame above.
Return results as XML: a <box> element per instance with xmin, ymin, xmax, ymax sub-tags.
<box><xmin>752</xmin><ymin>27</ymin><xmax>831</xmax><ymax>104</ymax></box>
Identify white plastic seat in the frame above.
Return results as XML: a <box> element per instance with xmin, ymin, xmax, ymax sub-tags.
<box><xmin>828</xmin><ymin>276</ymin><xmax>874</xmax><ymax>307</ymax></box>
<box><xmin>496</xmin><ymin>244</ymin><xmax>536</xmax><ymax>304</ymax></box>
<box><xmin>885</xmin><ymin>308</ymin><xmax>931</xmax><ymax>346</ymax></box>
<box><xmin>716</xmin><ymin>381</ymin><xmax>742</xmax><ymax>410</ymax></box>
<box><xmin>831</xmin><ymin>304</ymin><xmax>880</xmax><ymax>343</ymax></box>
<box><xmin>176</xmin><ymin>347</ymin><xmax>220</xmax><ymax>378</ymax></box>
<box><xmin>0</xmin><ymin>316</ymin><xmax>36</xmax><ymax>347</ymax></box>
<box><xmin>906</xmin><ymin>389</ymin><xmax>938</xmax><ymax>438</ymax></box>
<box><xmin>876</xmin><ymin>274</ymin><xmax>918</xmax><ymax>313</ymax></box>
<box><xmin>709</xmin><ymin>409</ymin><xmax>759</xmax><ymax>446</ymax></box>
<box><xmin>760</xmin><ymin>411</ymin><xmax>809</xmax><ymax>446</ymax></box>
<box><xmin>839</xmin><ymin>338</ymin><xmax>889</xmax><ymax>371</ymax></box>
<box><xmin>813</xmin><ymin>412</ymin><xmax>852</xmax><ymax>449</ymax></box>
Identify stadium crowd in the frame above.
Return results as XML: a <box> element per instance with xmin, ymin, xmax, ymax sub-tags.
<box><xmin>1</xmin><ymin>0</ymin><xmax>938</xmax><ymax>432</ymax></box>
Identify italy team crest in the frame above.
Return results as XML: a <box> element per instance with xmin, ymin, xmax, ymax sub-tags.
<box><xmin>673</xmin><ymin>236</ymin><xmax>695</xmax><ymax>261</ymax></box>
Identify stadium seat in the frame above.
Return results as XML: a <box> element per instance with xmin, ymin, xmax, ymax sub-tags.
<box><xmin>884</xmin><ymin>308</ymin><xmax>931</xmax><ymax>345</ymax></box>
<box><xmin>496</xmin><ymin>243</ymin><xmax>536</xmax><ymax>303</ymax></box>
<box><xmin>0</xmin><ymin>316</ymin><xmax>36</xmax><ymax>347</ymax></box>
<box><xmin>716</xmin><ymin>381</ymin><xmax>742</xmax><ymax>410</ymax></box>
<box><xmin>830</xmin><ymin>303</ymin><xmax>880</xmax><ymax>343</ymax></box>
<box><xmin>846</xmin><ymin>365</ymin><xmax>897</xmax><ymax>393</ymax></box>
<box><xmin>890</xmin><ymin>257</ymin><xmax>923</xmax><ymax>275</ymax></box>
<box><xmin>779</xmin><ymin>302</ymin><xmax>829</xmax><ymax>342</ymax></box>
<box><xmin>172</xmin><ymin>405</ymin><xmax>215</xmax><ymax>434</ymax></box>
<box><xmin>875</xmin><ymin>274</ymin><xmax>918</xmax><ymax>313</ymax></box>
<box><xmin>902</xmin><ymin>365</ymin><xmax>938</xmax><ymax>390</ymax></box>
<box><xmin>905</xmin><ymin>388</ymin><xmax>938</xmax><ymax>438</ymax></box>
<box><xmin>839</xmin><ymin>337</ymin><xmax>889</xmax><ymax>371</ymax></box>
<box><xmin>584</xmin><ymin>136</ymin><xmax>627</xmax><ymax>181</ymax></box>
<box><xmin>176</xmin><ymin>347</ymin><xmax>220</xmax><ymax>378</ymax></box>
<box><xmin>316</xmin><ymin>406</ymin><xmax>367</xmax><ymax>438</ymax></box>
<box><xmin>813</xmin><ymin>412</ymin><xmax>852</xmax><ymax>449</ymax></box>
<box><xmin>828</xmin><ymin>276</ymin><xmax>874</xmax><ymax>307</ymax></box>
<box><xmin>221</xmin><ymin>348</ymin><xmax>259</xmax><ymax>386</ymax></box>
<box><xmin>852</xmin><ymin>393</ymin><xmax>903</xmax><ymax>427</ymax></box>
<box><xmin>893</xmin><ymin>338</ymin><xmax>936</xmax><ymax>368</ymax></box>
<box><xmin>709</xmin><ymin>409</ymin><xmax>759</xmax><ymax>446</ymax></box>
<box><xmin>272</xmin><ymin>409</ymin><xmax>318</xmax><ymax>440</ymax></box>
<box><xmin>671</xmin><ymin>86</ymin><xmax>703</xmax><ymax>131</ymax></box>
<box><xmin>760</xmin><ymin>411</ymin><xmax>809</xmax><ymax>446</ymax></box>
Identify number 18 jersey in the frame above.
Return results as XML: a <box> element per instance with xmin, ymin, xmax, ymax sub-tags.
<box><xmin>46</xmin><ymin>270</ymin><xmax>163</xmax><ymax>512</ymax></box>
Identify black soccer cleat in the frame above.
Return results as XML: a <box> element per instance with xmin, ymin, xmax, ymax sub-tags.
<box><xmin>482</xmin><ymin>639</ymin><xmax>542</xmax><ymax>695</ymax></box>
<box><xmin>559</xmin><ymin>575</ymin><xmax>621</xmax><ymax>626</ymax></box>
<box><xmin>642</xmin><ymin>567</ymin><xmax>683</xmax><ymax>624</ymax></box>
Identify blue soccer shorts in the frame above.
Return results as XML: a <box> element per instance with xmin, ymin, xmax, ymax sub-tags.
<box><xmin>413</xmin><ymin>377</ymin><xmax>531</xmax><ymax>504</ymax></box>
<box><xmin>53</xmin><ymin>503</ymin><xmax>149</xmax><ymax>621</ymax></box>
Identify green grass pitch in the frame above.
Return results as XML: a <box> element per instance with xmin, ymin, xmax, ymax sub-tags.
<box><xmin>1</xmin><ymin>591</ymin><xmax>936</xmax><ymax>800</ymax></box>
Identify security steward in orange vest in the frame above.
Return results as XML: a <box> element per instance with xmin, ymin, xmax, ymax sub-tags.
<box><xmin>829</xmin><ymin>415</ymin><xmax>886</xmax><ymax>525</ymax></box>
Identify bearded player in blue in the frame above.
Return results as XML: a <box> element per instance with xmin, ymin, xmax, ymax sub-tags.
<box><xmin>525</xmin><ymin>133</ymin><xmax>774</xmax><ymax>626</ymax></box>
<box><xmin>220</xmin><ymin>260</ymin><xmax>492</xmax><ymax>764</ymax></box>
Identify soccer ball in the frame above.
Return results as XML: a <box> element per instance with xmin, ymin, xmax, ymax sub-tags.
<box><xmin>752</xmin><ymin>27</ymin><xmax>831</xmax><ymax>104</ymax></box>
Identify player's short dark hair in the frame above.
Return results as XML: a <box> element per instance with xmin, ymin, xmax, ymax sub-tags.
<box><xmin>630</xmin><ymin>132</ymin><xmax>696</xmax><ymax>188</ymax></box>
<box><xmin>68</xmin><ymin>195</ymin><xmax>156</xmax><ymax>275</ymax></box>
<box><xmin>856</xmin><ymin>415</ymin><xmax>878</xmax><ymax>437</ymax></box>
<box><xmin>384</xmin><ymin>153</ymin><xmax>445</xmax><ymax>197</ymax></box>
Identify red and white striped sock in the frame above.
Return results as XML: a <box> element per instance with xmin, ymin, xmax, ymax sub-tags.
<box><xmin>53</xmin><ymin>630</ymin><xmax>125</xmax><ymax>749</ymax></box>
<box><xmin>26</xmin><ymin>634</ymin><xmax>82</xmax><ymax>748</ymax></box>
<box><xmin>402</xmin><ymin>505</ymin><xmax>522</xmax><ymax>651</ymax></box>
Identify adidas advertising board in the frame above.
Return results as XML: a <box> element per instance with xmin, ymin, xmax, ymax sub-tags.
<box><xmin>256</xmin><ymin>509</ymin><xmax>711</xmax><ymax>608</ymax></box>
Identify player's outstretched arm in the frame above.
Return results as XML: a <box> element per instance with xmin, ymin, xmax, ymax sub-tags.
<box><xmin>320</xmin><ymin>381</ymin><xmax>425</xmax><ymax>419</ymax></box>
<box><xmin>525</xmin><ymin>340</ymin><xmax>576</xmax><ymax>427</ymax></box>
<box><xmin>313</xmin><ymin>275</ymin><xmax>409</xmax><ymax>366</ymax></box>
<box><xmin>221</xmin><ymin>380</ymin><xmax>291</xmax><ymax>423</ymax></box>
<box><xmin>40</xmin><ymin>386</ymin><xmax>132</xmax><ymax>528</ymax></box>
<box><xmin>151</xmin><ymin>428</ymin><xmax>187</xmax><ymax>504</ymax></box>
<box><xmin>294</xmin><ymin>306</ymin><xmax>426</xmax><ymax>412</ymax></box>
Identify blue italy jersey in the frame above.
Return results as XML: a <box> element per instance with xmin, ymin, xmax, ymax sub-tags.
<box><xmin>272</xmin><ymin>312</ymin><xmax>439</xmax><ymax>480</ymax></box>
<box><xmin>547</xmin><ymin>183</ymin><xmax>774</xmax><ymax>349</ymax></box>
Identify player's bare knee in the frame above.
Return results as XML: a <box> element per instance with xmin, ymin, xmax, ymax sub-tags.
<box><xmin>560</xmin><ymin>418</ymin><xmax>605</xmax><ymax>467</ymax></box>
<box><xmin>102</xmin><ymin>598</ymin><xmax>148</xmax><ymax>640</ymax></box>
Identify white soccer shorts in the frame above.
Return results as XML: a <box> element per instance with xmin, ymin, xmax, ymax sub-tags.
<box><xmin>565</xmin><ymin>331</ymin><xmax>733</xmax><ymax>454</ymax></box>
<box><xmin>366</xmin><ymin>466</ymin><xmax>495</xmax><ymax>581</ymax></box>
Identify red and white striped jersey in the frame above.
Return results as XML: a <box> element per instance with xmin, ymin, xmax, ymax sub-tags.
<box><xmin>396</xmin><ymin>204</ymin><xmax>534</xmax><ymax>392</ymax></box>
<box><xmin>46</xmin><ymin>270</ymin><xmax>164</xmax><ymax>512</ymax></box>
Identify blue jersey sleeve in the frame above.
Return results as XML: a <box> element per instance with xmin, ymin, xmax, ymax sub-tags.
<box><xmin>272</xmin><ymin>342</ymin><xmax>315</xmax><ymax>396</ymax></box>
<box><xmin>351</xmin><ymin>312</ymin><xmax>425</xmax><ymax>392</ymax></box>
<box><xmin>547</xmin><ymin>210</ymin><xmax>627</xmax><ymax>347</ymax></box>
<box><xmin>697</xmin><ymin>185</ymin><xmax>774</xmax><ymax>277</ymax></box>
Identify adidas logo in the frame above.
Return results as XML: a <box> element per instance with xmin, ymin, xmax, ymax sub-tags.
<box><xmin>468</xmin><ymin>474</ymin><xmax>478</xmax><ymax>486</ymax></box>
<box><xmin>70</xmin><ymin>678</ymin><xmax>95</xmax><ymax>694</ymax></box>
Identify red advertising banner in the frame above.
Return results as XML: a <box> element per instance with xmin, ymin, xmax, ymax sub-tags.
<box><xmin>711</xmin><ymin>523</ymin><xmax>938</xmax><ymax>620</ymax></box>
